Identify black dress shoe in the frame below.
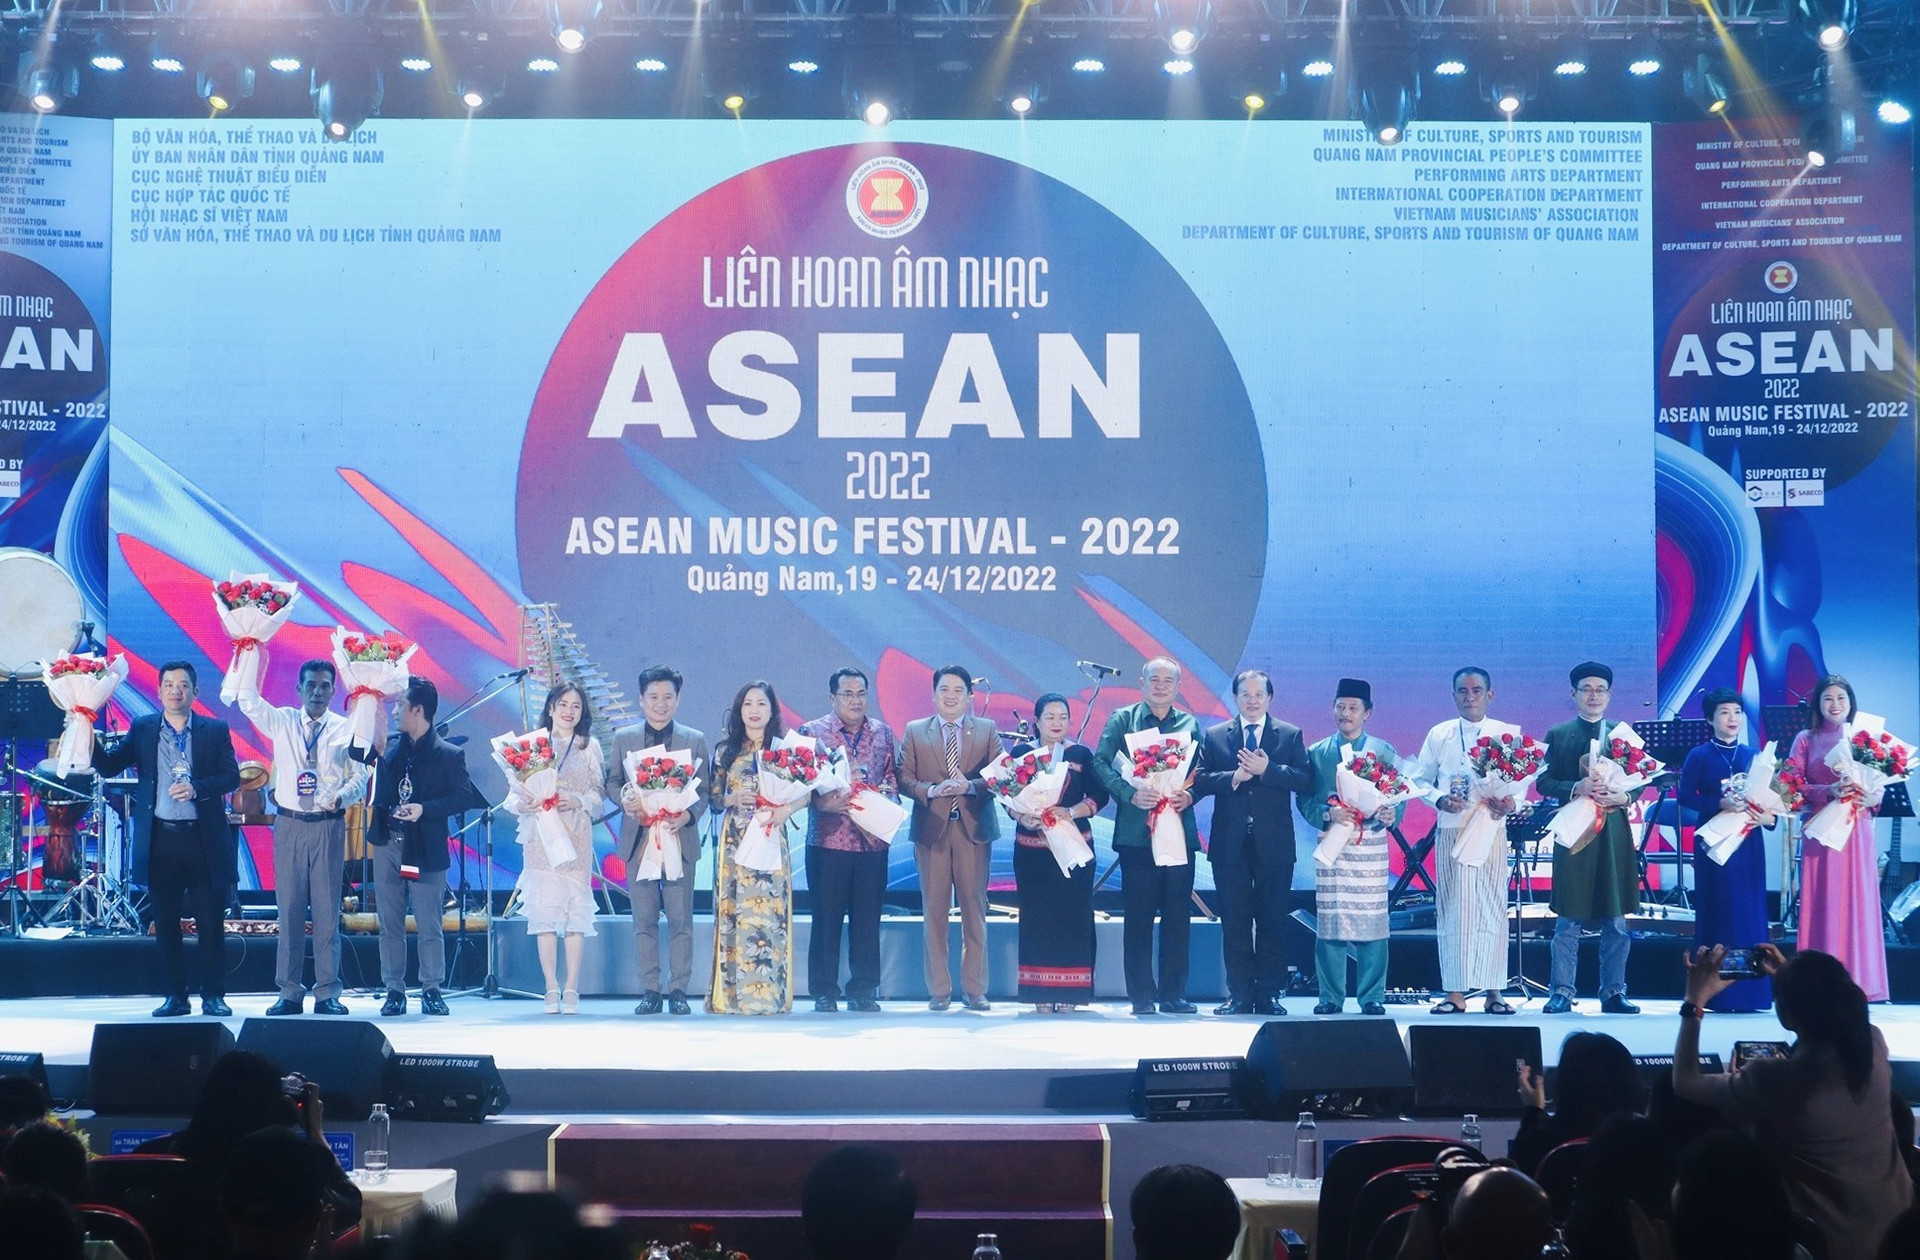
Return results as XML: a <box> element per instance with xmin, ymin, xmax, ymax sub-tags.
<box><xmin>1362</xmin><ymin>1002</ymin><xmax>1388</xmax><ymax>1017</ymax></box>
<box><xmin>633</xmin><ymin>991</ymin><xmax>663</xmax><ymax>1016</ymax></box>
<box><xmin>1600</xmin><ymin>994</ymin><xmax>1641</xmax><ymax>1015</ymax></box>
<box><xmin>928</xmin><ymin>997</ymin><xmax>952</xmax><ymax>1011</ymax></box>
<box><xmin>962</xmin><ymin>994</ymin><xmax>992</xmax><ymax>1012</ymax></box>
<box><xmin>1159</xmin><ymin>999</ymin><xmax>1198</xmax><ymax>1015</ymax></box>
<box><xmin>667</xmin><ymin>991</ymin><xmax>692</xmax><ymax>1016</ymax></box>
<box><xmin>201</xmin><ymin>997</ymin><xmax>232</xmax><ymax>1018</ymax></box>
<box><xmin>1254</xmin><ymin>997</ymin><xmax>1287</xmax><ymax>1016</ymax></box>
<box><xmin>314</xmin><ymin>998</ymin><xmax>349</xmax><ymax>1016</ymax></box>
<box><xmin>1215</xmin><ymin>999</ymin><xmax>1257</xmax><ymax>1016</ymax></box>
<box><xmin>380</xmin><ymin>989</ymin><xmax>408</xmax><ymax>1017</ymax></box>
<box><xmin>1542</xmin><ymin>992</ymin><xmax>1574</xmax><ymax>1014</ymax></box>
<box><xmin>815</xmin><ymin>995</ymin><xmax>840</xmax><ymax>1013</ymax></box>
<box><xmin>153</xmin><ymin>996</ymin><xmax>191</xmax><ymax>1018</ymax></box>
<box><xmin>264</xmin><ymin>998</ymin><xmax>304</xmax><ymax>1017</ymax></box>
<box><xmin>1313</xmin><ymin>1002</ymin><xmax>1341</xmax><ymax>1015</ymax></box>
<box><xmin>420</xmin><ymin>990</ymin><xmax>450</xmax><ymax>1016</ymax></box>
<box><xmin>1131</xmin><ymin>1001</ymin><xmax>1159</xmax><ymax>1015</ymax></box>
<box><xmin>849</xmin><ymin>997</ymin><xmax>881</xmax><ymax>1013</ymax></box>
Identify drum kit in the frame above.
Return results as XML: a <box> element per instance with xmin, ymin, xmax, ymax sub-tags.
<box><xmin>0</xmin><ymin>547</ymin><xmax>143</xmax><ymax>936</ymax></box>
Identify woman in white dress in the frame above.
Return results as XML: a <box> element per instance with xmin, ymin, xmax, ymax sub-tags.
<box><xmin>507</xmin><ymin>682</ymin><xmax>605</xmax><ymax>1014</ymax></box>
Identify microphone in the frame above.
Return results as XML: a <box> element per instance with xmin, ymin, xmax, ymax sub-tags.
<box><xmin>1076</xmin><ymin>660</ymin><xmax>1122</xmax><ymax>678</ymax></box>
<box><xmin>972</xmin><ymin>677</ymin><xmax>989</xmax><ymax>687</ymax></box>
<box><xmin>494</xmin><ymin>667</ymin><xmax>533</xmax><ymax>681</ymax></box>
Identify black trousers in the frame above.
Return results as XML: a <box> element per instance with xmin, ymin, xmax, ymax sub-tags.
<box><xmin>805</xmin><ymin>846</ymin><xmax>888</xmax><ymax>999</ymax></box>
<box><xmin>148</xmin><ymin>823</ymin><xmax>227</xmax><ymax>999</ymax></box>
<box><xmin>1118</xmin><ymin>845</ymin><xmax>1194</xmax><ymax>1003</ymax></box>
<box><xmin>1210</xmin><ymin>830</ymin><xmax>1295</xmax><ymax>1000</ymax></box>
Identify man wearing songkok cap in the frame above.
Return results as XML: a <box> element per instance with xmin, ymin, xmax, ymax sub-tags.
<box><xmin>1539</xmin><ymin>661</ymin><xmax>1643</xmax><ymax>1014</ymax></box>
<box><xmin>1298</xmin><ymin>678</ymin><xmax>1402</xmax><ymax>1015</ymax></box>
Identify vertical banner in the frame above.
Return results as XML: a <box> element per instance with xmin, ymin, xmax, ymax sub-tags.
<box><xmin>0</xmin><ymin>114</ymin><xmax>112</xmax><ymax>625</ymax></box>
<box><xmin>1654</xmin><ymin>121</ymin><xmax>1917</xmax><ymax>743</ymax></box>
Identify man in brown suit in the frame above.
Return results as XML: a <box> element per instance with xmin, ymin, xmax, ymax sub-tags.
<box><xmin>899</xmin><ymin>665</ymin><xmax>1003</xmax><ymax>1011</ymax></box>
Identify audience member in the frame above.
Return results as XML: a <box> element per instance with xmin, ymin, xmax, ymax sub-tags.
<box><xmin>1562</xmin><ymin>1115</ymin><xmax>1674</xmax><ymax>1260</ymax></box>
<box><xmin>1510</xmin><ymin>1031</ymin><xmax>1643</xmax><ymax>1174</ymax></box>
<box><xmin>1647</xmin><ymin>1073</ymin><xmax>1726</xmax><ymax>1156</ymax></box>
<box><xmin>801</xmin><ymin>1144</ymin><xmax>919</xmax><ymax>1260</ymax></box>
<box><xmin>1892</xmin><ymin>1093</ymin><xmax>1920</xmax><ymax>1189</ymax></box>
<box><xmin>1443</xmin><ymin>1169</ymin><xmax>1555</xmax><ymax>1260</ymax></box>
<box><xmin>136</xmin><ymin>1050</ymin><xmax>297</xmax><ymax>1165</ymax></box>
<box><xmin>407</xmin><ymin>1183</ymin><xmax>628</xmax><ymax>1260</ymax></box>
<box><xmin>1876</xmin><ymin>1206</ymin><xmax>1920</xmax><ymax>1260</ymax></box>
<box><xmin>1129</xmin><ymin>1164</ymin><xmax>1241</xmax><ymax>1260</ymax></box>
<box><xmin>1671</xmin><ymin>1131</ymin><xmax>1797</xmax><ymax>1260</ymax></box>
<box><xmin>0</xmin><ymin>1184</ymin><xmax>86</xmax><ymax>1260</ymax></box>
<box><xmin>1677</xmin><ymin>945</ymin><xmax>1914</xmax><ymax>1260</ymax></box>
<box><xmin>3</xmin><ymin>1120</ymin><xmax>91</xmax><ymax>1203</ymax></box>
<box><xmin>221</xmin><ymin>1126</ymin><xmax>345</xmax><ymax>1260</ymax></box>
<box><xmin>0</xmin><ymin>1071</ymin><xmax>52</xmax><ymax>1138</ymax></box>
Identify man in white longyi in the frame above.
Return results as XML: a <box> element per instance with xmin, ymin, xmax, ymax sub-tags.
<box><xmin>1405</xmin><ymin>667</ymin><xmax>1519</xmax><ymax>1015</ymax></box>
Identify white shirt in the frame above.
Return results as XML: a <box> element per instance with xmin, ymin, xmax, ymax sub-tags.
<box><xmin>1406</xmin><ymin>715</ymin><xmax>1519</xmax><ymax>828</ymax></box>
<box><xmin>238</xmin><ymin>693</ymin><xmax>366</xmax><ymax>813</ymax></box>
<box><xmin>1237</xmin><ymin>716</ymin><xmax>1267</xmax><ymax>751</ymax></box>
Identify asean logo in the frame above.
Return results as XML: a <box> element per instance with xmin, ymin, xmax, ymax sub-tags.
<box><xmin>1764</xmin><ymin>260</ymin><xmax>1798</xmax><ymax>294</ymax></box>
<box><xmin>846</xmin><ymin>156</ymin><xmax>929</xmax><ymax>239</ymax></box>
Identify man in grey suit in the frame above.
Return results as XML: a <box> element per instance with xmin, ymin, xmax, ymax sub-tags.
<box><xmin>606</xmin><ymin>665</ymin><xmax>709</xmax><ymax>1016</ymax></box>
<box><xmin>899</xmin><ymin>665</ymin><xmax>1002</xmax><ymax>1011</ymax></box>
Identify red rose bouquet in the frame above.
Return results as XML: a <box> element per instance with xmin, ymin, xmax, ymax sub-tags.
<box><xmin>1806</xmin><ymin>720</ymin><xmax>1915</xmax><ymax>851</ymax></box>
<box><xmin>1314</xmin><ymin>749</ymin><xmax>1420</xmax><ymax>868</ymax></box>
<box><xmin>493</xmin><ymin>728</ymin><xmax>576</xmax><ymax>866</ymax></box>
<box><xmin>1545</xmin><ymin>725</ymin><xmax>1665</xmax><ymax>855</ymax></box>
<box><xmin>1450</xmin><ymin>725</ymin><xmax>1546</xmax><ymax>867</ymax></box>
<box><xmin>331</xmin><ymin>626</ymin><xmax>417</xmax><ymax>753</ymax></box>
<box><xmin>986</xmin><ymin>747</ymin><xmax>1088</xmax><ymax>875</ymax></box>
<box><xmin>211</xmin><ymin>572</ymin><xmax>300</xmax><ymax>704</ymax></box>
<box><xmin>1698</xmin><ymin>745</ymin><xmax>1787</xmax><ymax>865</ymax></box>
<box><xmin>734</xmin><ymin>731</ymin><xmax>824</xmax><ymax>873</ymax></box>
<box><xmin>1118</xmin><ymin>729</ymin><xmax>1197</xmax><ymax>866</ymax></box>
<box><xmin>621</xmin><ymin>745</ymin><xmax>703</xmax><ymax>881</ymax></box>
<box><xmin>38</xmin><ymin>652</ymin><xmax>128</xmax><ymax>775</ymax></box>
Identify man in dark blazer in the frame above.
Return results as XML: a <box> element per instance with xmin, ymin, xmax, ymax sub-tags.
<box><xmin>361</xmin><ymin>676</ymin><xmax>474</xmax><ymax>1017</ymax></box>
<box><xmin>899</xmin><ymin>665</ymin><xmax>1002</xmax><ymax>1011</ymax></box>
<box><xmin>94</xmin><ymin>659</ymin><xmax>241</xmax><ymax>1017</ymax></box>
<box><xmin>1195</xmin><ymin>668</ymin><xmax>1315</xmax><ymax>1016</ymax></box>
<box><xmin>605</xmin><ymin>665</ymin><xmax>708</xmax><ymax>1016</ymax></box>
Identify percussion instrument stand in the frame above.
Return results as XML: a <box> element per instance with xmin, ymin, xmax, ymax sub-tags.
<box><xmin>0</xmin><ymin>674</ymin><xmax>66</xmax><ymax>936</ymax></box>
<box><xmin>45</xmin><ymin>769</ymin><xmax>142</xmax><ymax>934</ymax></box>
<box><xmin>0</xmin><ymin>743</ymin><xmax>41</xmax><ymax>936</ymax></box>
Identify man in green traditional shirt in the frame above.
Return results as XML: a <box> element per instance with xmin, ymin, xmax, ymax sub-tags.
<box><xmin>1539</xmin><ymin>661</ymin><xmax>1642</xmax><ymax>1015</ymax></box>
<box><xmin>1093</xmin><ymin>657</ymin><xmax>1201</xmax><ymax>1016</ymax></box>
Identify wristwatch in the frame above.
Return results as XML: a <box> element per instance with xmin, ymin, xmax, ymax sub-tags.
<box><xmin>1679</xmin><ymin>1001</ymin><xmax>1705</xmax><ymax>1020</ymax></box>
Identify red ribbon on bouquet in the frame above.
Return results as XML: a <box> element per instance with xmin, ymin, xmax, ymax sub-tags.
<box><xmin>346</xmin><ymin>685</ymin><xmax>385</xmax><ymax>705</ymax></box>
<box><xmin>71</xmin><ymin>706</ymin><xmax>99</xmax><ymax>724</ymax></box>
<box><xmin>232</xmin><ymin>637</ymin><xmax>263</xmax><ymax>653</ymax></box>
<box><xmin>538</xmin><ymin>794</ymin><xmax>561</xmax><ymax>813</ymax></box>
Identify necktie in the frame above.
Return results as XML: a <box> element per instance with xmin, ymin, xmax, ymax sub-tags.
<box><xmin>1244</xmin><ymin>722</ymin><xmax>1258</xmax><ymax>753</ymax></box>
<box><xmin>944</xmin><ymin>723</ymin><xmax>961</xmax><ymax>778</ymax></box>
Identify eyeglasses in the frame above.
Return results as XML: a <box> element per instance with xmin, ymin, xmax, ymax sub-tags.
<box><xmin>1576</xmin><ymin>685</ymin><xmax>1611</xmax><ymax>696</ymax></box>
<box><xmin>834</xmin><ymin>691</ymin><xmax>868</xmax><ymax>700</ymax></box>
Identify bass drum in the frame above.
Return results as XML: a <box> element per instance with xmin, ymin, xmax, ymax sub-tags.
<box><xmin>0</xmin><ymin>548</ymin><xmax>83</xmax><ymax>673</ymax></box>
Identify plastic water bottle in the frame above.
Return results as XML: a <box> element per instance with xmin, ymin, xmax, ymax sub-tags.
<box><xmin>972</xmin><ymin>1233</ymin><xmax>1003</xmax><ymax>1260</ymax></box>
<box><xmin>1461</xmin><ymin>1113</ymin><xmax>1483</xmax><ymax>1151</ymax></box>
<box><xmin>1293</xmin><ymin>1111</ymin><xmax>1320</xmax><ymax>1183</ymax></box>
<box><xmin>363</xmin><ymin>1103</ymin><xmax>390</xmax><ymax>1184</ymax></box>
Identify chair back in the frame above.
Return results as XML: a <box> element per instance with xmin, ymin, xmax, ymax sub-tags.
<box><xmin>87</xmin><ymin>1154</ymin><xmax>223</xmax><ymax>1260</ymax></box>
<box><xmin>1364</xmin><ymin>1204</ymin><xmax>1422</xmax><ymax>1260</ymax></box>
<box><xmin>75</xmin><ymin>1204</ymin><xmax>156</xmax><ymax>1260</ymax></box>
<box><xmin>1315</xmin><ymin>1137</ymin><xmax>1454</xmax><ymax>1260</ymax></box>
<box><xmin>1346</xmin><ymin>1164</ymin><xmax>1438</xmax><ymax>1260</ymax></box>
<box><xmin>1533</xmin><ymin>1138</ymin><xmax>1588</xmax><ymax>1221</ymax></box>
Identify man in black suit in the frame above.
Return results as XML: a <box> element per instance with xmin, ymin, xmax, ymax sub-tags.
<box><xmin>1195</xmin><ymin>669</ymin><xmax>1314</xmax><ymax>1016</ymax></box>
<box><xmin>362</xmin><ymin>677</ymin><xmax>474</xmax><ymax>1017</ymax></box>
<box><xmin>94</xmin><ymin>660</ymin><xmax>242</xmax><ymax>1017</ymax></box>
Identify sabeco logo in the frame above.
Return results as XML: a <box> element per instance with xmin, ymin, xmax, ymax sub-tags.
<box><xmin>846</xmin><ymin>156</ymin><xmax>929</xmax><ymax>239</ymax></box>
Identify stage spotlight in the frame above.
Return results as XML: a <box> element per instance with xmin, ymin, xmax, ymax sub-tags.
<box><xmin>1626</xmin><ymin>40</ymin><xmax>1662</xmax><ymax>77</ymax></box>
<box><xmin>455</xmin><ymin>65</ymin><xmax>503</xmax><ymax>111</ymax></box>
<box><xmin>1880</xmin><ymin>100</ymin><xmax>1913</xmax><ymax>125</ymax></box>
<box><xmin>547</xmin><ymin>0</ymin><xmax>602</xmax><ymax>53</ymax></box>
<box><xmin>702</xmin><ymin>44</ymin><xmax>758</xmax><ymax>116</ymax></box>
<box><xmin>1003</xmin><ymin>75</ymin><xmax>1044</xmax><ymax>116</ymax></box>
<box><xmin>89</xmin><ymin>35</ymin><xmax>130</xmax><ymax>74</ymax></box>
<box><xmin>1684</xmin><ymin>53</ymin><xmax>1729</xmax><ymax>116</ymax></box>
<box><xmin>1792</xmin><ymin>0</ymin><xmax>1857</xmax><ymax>51</ymax></box>
<box><xmin>149</xmin><ymin>34</ymin><xmax>188</xmax><ymax>75</ymax></box>
<box><xmin>528</xmin><ymin>57</ymin><xmax>559</xmax><ymax>73</ymax></box>
<box><xmin>400</xmin><ymin>57</ymin><xmax>432</xmax><ymax>73</ymax></box>
<box><xmin>1243</xmin><ymin>92</ymin><xmax>1264</xmax><ymax>112</ymax></box>
<box><xmin>1162</xmin><ymin>59</ymin><xmax>1194</xmax><ymax>77</ymax></box>
<box><xmin>1303</xmin><ymin>59</ymin><xmax>1334</xmax><ymax>78</ymax></box>
<box><xmin>636</xmin><ymin>57</ymin><xmax>668</xmax><ymax>73</ymax></box>
<box><xmin>197</xmin><ymin>56</ymin><xmax>255</xmax><ymax>112</ymax></box>
<box><xmin>19</xmin><ymin>54</ymin><xmax>77</xmax><ymax>113</ymax></box>
<box><xmin>788</xmin><ymin>59</ymin><xmax>819</xmax><ymax>75</ymax></box>
<box><xmin>269</xmin><ymin>56</ymin><xmax>303</xmax><ymax>74</ymax></box>
<box><xmin>311</xmin><ymin>51</ymin><xmax>382</xmax><ymax>141</ymax></box>
<box><xmin>846</xmin><ymin>54</ymin><xmax>909</xmax><ymax>128</ymax></box>
<box><xmin>1352</xmin><ymin>51</ymin><xmax>1418</xmax><ymax>145</ymax></box>
<box><xmin>1801</xmin><ymin>108</ymin><xmax>1855</xmax><ymax>167</ymax></box>
<box><xmin>91</xmin><ymin>52</ymin><xmax>125</xmax><ymax>73</ymax></box>
<box><xmin>1154</xmin><ymin>0</ymin><xmax>1211</xmax><ymax>55</ymax></box>
<box><xmin>1485</xmin><ymin>71</ymin><xmax>1533</xmax><ymax>117</ymax></box>
<box><xmin>1072</xmin><ymin>56</ymin><xmax>1105</xmax><ymax>74</ymax></box>
<box><xmin>1433</xmin><ymin>58</ymin><xmax>1467</xmax><ymax>77</ymax></box>
<box><xmin>1554</xmin><ymin>56</ymin><xmax>1587</xmax><ymax>77</ymax></box>
<box><xmin>863</xmin><ymin>99</ymin><xmax>890</xmax><ymax>126</ymax></box>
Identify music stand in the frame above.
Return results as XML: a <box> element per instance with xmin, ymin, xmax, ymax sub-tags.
<box><xmin>1763</xmin><ymin>705</ymin><xmax>1812</xmax><ymax>924</ymax></box>
<box><xmin>0</xmin><ymin>675</ymin><xmax>66</xmax><ymax>935</ymax></box>
<box><xmin>1631</xmin><ymin>720</ymin><xmax>1712</xmax><ymax>911</ymax></box>
<box><xmin>1494</xmin><ymin>803</ymin><xmax>1554</xmax><ymax>1006</ymax></box>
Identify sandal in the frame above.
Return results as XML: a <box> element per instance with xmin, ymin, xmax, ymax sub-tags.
<box><xmin>544</xmin><ymin>988</ymin><xmax>561</xmax><ymax>1015</ymax></box>
<box><xmin>1430</xmin><ymin>998</ymin><xmax>1467</xmax><ymax>1015</ymax></box>
<box><xmin>1483</xmin><ymin>997</ymin><xmax>1517</xmax><ymax>1015</ymax></box>
<box><xmin>561</xmin><ymin>988</ymin><xmax>580</xmax><ymax>1015</ymax></box>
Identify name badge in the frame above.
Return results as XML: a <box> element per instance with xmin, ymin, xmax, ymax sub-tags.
<box><xmin>297</xmin><ymin>770</ymin><xmax>319</xmax><ymax>799</ymax></box>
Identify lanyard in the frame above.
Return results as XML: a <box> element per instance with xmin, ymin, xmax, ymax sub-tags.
<box><xmin>301</xmin><ymin>714</ymin><xmax>326</xmax><ymax>770</ymax></box>
<box><xmin>166</xmin><ymin>720</ymin><xmax>191</xmax><ymax>765</ymax></box>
